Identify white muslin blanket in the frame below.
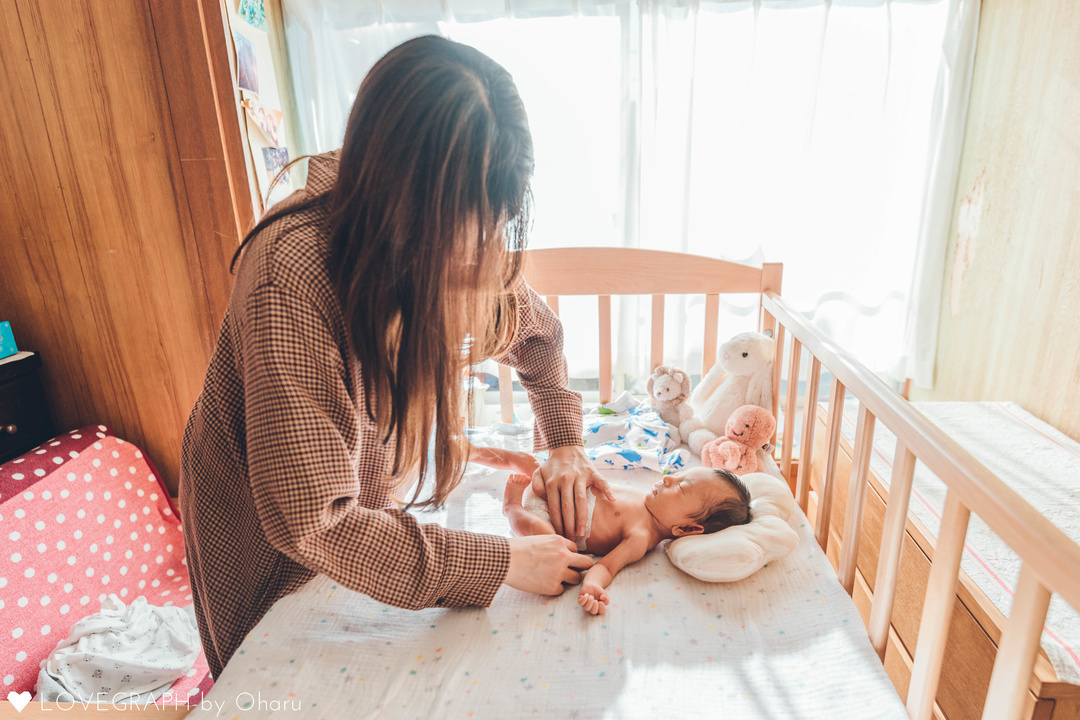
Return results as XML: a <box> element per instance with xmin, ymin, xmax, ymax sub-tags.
<box><xmin>37</xmin><ymin>595</ymin><xmax>200</xmax><ymax>703</ymax></box>
<box><xmin>583</xmin><ymin>391</ymin><xmax>691</xmax><ymax>473</ymax></box>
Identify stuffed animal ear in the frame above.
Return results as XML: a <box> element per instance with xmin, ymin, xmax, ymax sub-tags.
<box><xmin>747</xmin><ymin>367</ymin><xmax>773</xmax><ymax>411</ymax></box>
<box><xmin>646</xmin><ymin>375</ymin><xmax>654</xmax><ymax>396</ymax></box>
<box><xmin>673</xmin><ymin>371</ymin><xmax>684</xmax><ymax>384</ymax></box>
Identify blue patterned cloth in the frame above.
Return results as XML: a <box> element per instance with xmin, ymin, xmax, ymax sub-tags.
<box><xmin>582</xmin><ymin>391</ymin><xmax>690</xmax><ymax>473</ymax></box>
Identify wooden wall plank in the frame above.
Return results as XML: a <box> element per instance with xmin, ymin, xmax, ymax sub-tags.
<box><xmin>147</xmin><ymin>0</ymin><xmax>253</xmax><ymax>354</ymax></box>
<box><xmin>0</xmin><ymin>1</ymin><xmax>110</xmax><ymax>429</ymax></box>
<box><xmin>918</xmin><ymin>0</ymin><xmax>1080</xmax><ymax>442</ymax></box>
<box><xmin>0</xmin><ymin>0</ymin><xmax>249</xmax><ymax>492</ymax></box>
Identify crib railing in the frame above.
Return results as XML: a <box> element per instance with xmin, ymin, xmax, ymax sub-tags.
<box><xmin>497</xmin><ymin>248</ymin><xmax>1080</xmax><ymax>720</ymax></box>
<box><xmin>761</xmin><ymin>290</ymin><xmax>1080</xmax><ymax>720</ymax></box>
<box><xmin>497</xmin><ymin>246</ymin><xmax>782</xmax><ymax>418</ymax></box>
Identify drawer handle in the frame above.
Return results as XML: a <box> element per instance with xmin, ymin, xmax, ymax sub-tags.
<box><xmin>3</xmin><ymin>424</ymin><xmax>16</xmax><ymax>435</ymax></box>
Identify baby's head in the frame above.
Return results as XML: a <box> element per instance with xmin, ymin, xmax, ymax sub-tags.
<box><xmin>646</xmin><ymin>466</ymin><xmax>752</xmax><ymax>538</ymax></box>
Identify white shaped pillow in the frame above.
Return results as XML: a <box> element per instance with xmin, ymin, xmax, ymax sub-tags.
<box><xmin>666</xmin><ymin>472</ymin><xmax>799</xmax><ymax>582</ymax></box>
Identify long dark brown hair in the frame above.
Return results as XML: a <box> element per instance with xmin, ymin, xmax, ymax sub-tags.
<box><xmin>233</xmin><ymin>36</ymin><xmax>534</xmax><ymax>507</ymax></box>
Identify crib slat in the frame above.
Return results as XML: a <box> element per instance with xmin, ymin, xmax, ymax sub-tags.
<box><xmin>599</xmin><ymin>294</ymin><xmax>612</xmax><ymax>405</ymax></box>
<box><xmin>795</xmin><ymin>355</ymin><xmax>821</xmax><ymax>513</ymax></box>
<box><xmin>759</xmin><ymin>262</ymin><xmax>783</xmax><ymax>452</ymax></box>
<box><xmin>814</xmin><ymin>376</ymin><xmax>846</xmax><ymax>551</ymax></box>
<box><xmin>770</xmin><ymin>323</ymin><xmax>785</xmax><ymax>446</ymax></box>
<box><xmin>702</xmin><ymin>293</ymin><xmax>720</xmax><ymax>377</ymax></box>
<box><xmin>838</xmin><ymin>404</ymin><xmax>876</xmax><ymax>595</ymax></box>
<box><xmin>868</xmin><ymin>439</ymin><xmax>916</xmax><ymax>660</ymax></box>
<box><xmin>780</xmin><ymin>338</ymin><xmax>802</xmax><ymax>487</ymax></box>
<box><xmin>981</xmin><ymin>564</ymin><xmax>1052</xmax><ymax>720</ymax></box>
<box><xmin>546</xmin><ymin>295</ymin><xmax>560</xmax><ymax>317</ymax></box>
<box><xmin>651</xmin><ymin>294</ymin><xmax>664</xmax><ymax>371</ymax></box>
<box><xmin>499</xmin><ymin>364</ymin><xmax>514</xmax><ymax>423</ymax></box>
<box><xmin>906</xmin><ymin>491</ymin><xmax>971</xmax><ymax>720</ymax></box>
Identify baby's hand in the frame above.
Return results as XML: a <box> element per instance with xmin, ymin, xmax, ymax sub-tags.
<box><xmin>578</xmin><ymin>583</ymin><xmax>610</xmax><ymax>615</ymax></box>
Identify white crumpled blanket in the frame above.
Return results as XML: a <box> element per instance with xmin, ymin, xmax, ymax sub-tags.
<box><xmin>37</xmin><ymin>595</ymin><xmax>200</xmax><ymax>703</ymax></box>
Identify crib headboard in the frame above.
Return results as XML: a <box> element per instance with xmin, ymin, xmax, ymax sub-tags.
<box><xmin>497</xmin><ymin>247</ymin><xmax>782</xmax><ymax>421</ymax></box>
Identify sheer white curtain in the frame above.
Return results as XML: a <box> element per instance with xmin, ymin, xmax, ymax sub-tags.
<box><xmin>282</xmin><ymin>0</ymin><xmax>978</xmax><ymax>389</ymax></box>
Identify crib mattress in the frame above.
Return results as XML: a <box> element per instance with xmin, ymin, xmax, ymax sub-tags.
<box><xmin>189</xmin><ymin>454</ymin><xmax>905</xmax><ymax>719</ymax></box>
<box><xmin>839</xmin><ymin>400</ymin><xmax>1080</xmax><ymax>684</ymax></box>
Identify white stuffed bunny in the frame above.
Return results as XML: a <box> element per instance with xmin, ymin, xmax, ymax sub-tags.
<box><xmin>679</xmin><ymin>331</ymin><xmax>775</xmax><ymax>455</ymax></box>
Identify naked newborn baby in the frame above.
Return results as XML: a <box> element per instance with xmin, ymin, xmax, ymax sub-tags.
<box><xmin>503</xmin><ymin>466</ymin><xmax>752</xmax><ymax>615</ymax></box>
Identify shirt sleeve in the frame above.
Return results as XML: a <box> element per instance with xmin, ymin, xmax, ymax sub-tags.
<box><xmin>494</xmin><ymin>282</ymin><xmax>583</xmax><ymax>451</ymax></box>
<box><xmin>240</xmin><ymin>282</ymin><xmax>510</xmax><ymax>610</ymax></box>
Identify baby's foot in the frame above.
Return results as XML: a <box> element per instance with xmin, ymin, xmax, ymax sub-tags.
<box><xmin>503</xmin><ymin>478</ymin><xmax>527</xmax><ymax>514</ymax></box>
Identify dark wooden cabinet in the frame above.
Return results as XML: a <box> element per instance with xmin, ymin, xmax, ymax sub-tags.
<box><xmin>0</xmin><ymin>352</ymin><xmax>56</xmax><ymax>464</ymax></box>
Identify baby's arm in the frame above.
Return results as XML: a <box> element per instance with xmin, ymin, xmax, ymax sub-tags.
<box><xmin>469</xmin><ymin>443</ymin><xmax>540</xmax><ymax>477</ymax></box>
<box><xmin>578</xmin><ymin>532</ymin><xmax>652</xmax><ymax>615</ymax></box>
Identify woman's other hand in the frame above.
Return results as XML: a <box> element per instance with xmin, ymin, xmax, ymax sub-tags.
<box><xmin>535</xmin><ymin>445</ymin><xmax>615</xmax><ymax>542</ymax></box>
<box><xmin>504</xmin><ymin>535</ymin><xmax>593</xmax><ymax>595</ymax></box>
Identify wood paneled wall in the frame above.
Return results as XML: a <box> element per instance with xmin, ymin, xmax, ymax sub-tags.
<box><xmin>914</xmin><ymin>0</ymin><xmax>1080</xmax><ymax>442</ymax></box>
<box><xmin>0</xmin><ymin>0</ymin><xmax>252</xmax><ymax>492</ymax></box>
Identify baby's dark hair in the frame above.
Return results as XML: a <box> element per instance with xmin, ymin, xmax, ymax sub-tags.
<box><xmin>697</xmin><ymin>469</ymin><xmax>753</xmax><ymax>534</ymax></box>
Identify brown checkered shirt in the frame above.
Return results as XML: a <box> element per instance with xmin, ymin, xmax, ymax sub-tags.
<box><xmin>179</xmin><ymin>153</ymin><xmax>582</xmax><ymax>678</ymax></box>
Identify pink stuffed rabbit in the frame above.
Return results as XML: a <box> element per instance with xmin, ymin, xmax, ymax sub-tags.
<box><xmin>700</xmin><ymin>405</ymin><xmax>776</xmax><ymax>474</ymax></box>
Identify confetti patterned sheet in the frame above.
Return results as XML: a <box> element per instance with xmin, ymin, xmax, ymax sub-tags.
<box><xmin>191</xmin><ymin>459</ymin><xmax>906</xmax><ymax>719</ymax></box>
<box><xmin>838</xmin><ymin>400</ymin><xmax>1080</xmax><ymax>684</ymax></box>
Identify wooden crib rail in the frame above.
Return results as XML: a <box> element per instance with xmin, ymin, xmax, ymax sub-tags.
<box><xmin>522</xmin><ymin>247</ymin><xmax>766</xmax><ymax>296</ymax></box>
<box><xmin>497</xmin><ymin>248</ymin><xmax>782</xmax><ymax>411</ymax></box>
<box><xmin>761</xmin><ymin>290</ymin><xmax>1080</xmax><ymax>720</ymax></box>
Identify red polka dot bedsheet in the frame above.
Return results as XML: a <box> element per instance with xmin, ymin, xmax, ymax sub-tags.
<box><xmin>1</xmin><ymin>425</ymin><xmax>212</xmax><ymax>704</ymax></box>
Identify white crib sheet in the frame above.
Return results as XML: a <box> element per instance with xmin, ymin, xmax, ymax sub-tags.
<box><xmin>839</xmin><ymin>400</ymin><xmax>1080</xmax><ymax>684</ymax></box>
<box><xmin>188</xmin><ymin>443</ymin><xmax>905</xmax><ymax>719</ymax></box>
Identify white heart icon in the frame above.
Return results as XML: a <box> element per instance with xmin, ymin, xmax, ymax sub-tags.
<box><xmin>7</xmin><ymin>691</ymin><xmax>32</xmax><ymax>712</ymax></box>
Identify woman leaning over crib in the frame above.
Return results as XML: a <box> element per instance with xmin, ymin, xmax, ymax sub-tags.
<box><xmin>178</xmin><ymin>35</ymin><xmax>610</xmax><ymax>678</ymax></box>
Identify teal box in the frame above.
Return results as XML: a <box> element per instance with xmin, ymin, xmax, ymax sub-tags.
<box><xmin>0</xmin><ymin>321</ymin><xmax>18</xmax><ymax>359</ymax></box>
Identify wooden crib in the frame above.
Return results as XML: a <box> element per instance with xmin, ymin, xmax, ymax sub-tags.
<box><xmin>498</xmin><ymin>247</ymin><xmax>1080</xmax><ymax>720</ymax></box>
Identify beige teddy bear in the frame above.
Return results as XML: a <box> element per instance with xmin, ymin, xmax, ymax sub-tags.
<box><xmin>646</xmin><ymin>365</ymin><xmax>693</xmax><ymax>444</ymax></box>
<box><xmin>679</xmin><ymin>331</ymin><xmax>774</xmax><ymax>455</ymax></box>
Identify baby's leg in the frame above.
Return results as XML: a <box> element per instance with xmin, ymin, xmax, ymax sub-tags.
<box><xmin>503</xmin><ymin>474</ymin><xmax>557</xmax><ymax>537</ymax></box>
<box><xmin>529</xmin><ymin>467</ymin><xmax>547</xmax><ymax>500</ymax></box>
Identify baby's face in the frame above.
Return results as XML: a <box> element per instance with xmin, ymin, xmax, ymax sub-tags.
<box><xmin>645</xmin><ymin>467</ymin><xmax>729</xmax><ymax>536</ymax></box>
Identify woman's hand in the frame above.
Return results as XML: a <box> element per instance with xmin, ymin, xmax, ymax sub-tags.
<box><xmin>535</xmin><ymin>445</ymin><xmax>615</xmax><ymax>541</ymax></box>
<box><xmin>504</xmin><ymin>535</ymin><xmax>593</xmax><ymax>595</ymax></box>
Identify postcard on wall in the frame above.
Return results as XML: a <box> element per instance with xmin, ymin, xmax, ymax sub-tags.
<box><xmin>238</xmin><ymin>0</ymin><xmax>269</xmax><ymax>32</ymax></box>
<box><xmin>262</xmin><ymin>147</ymin><xmax>290</xmax><ymax>184</ymax></box>
<box><xmin>244</xmin><ymin>98</ymin><xmax>284</xmax><ymax>148</ymax></box>
<box><xmin>234</xmin><ymin>31</ymin><xmax>259</xmax><ymax>95</ymax></box>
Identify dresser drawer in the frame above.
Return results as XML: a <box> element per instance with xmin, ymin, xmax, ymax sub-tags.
<box><xmin>0</xmin><ymin>371</ymin><xmax>56</xmax><ymax>463</ymax></box>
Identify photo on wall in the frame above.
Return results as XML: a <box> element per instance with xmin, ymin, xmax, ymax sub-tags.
<box><xmin>244</xmin><ymin>98</ymin><xmax>284</xmax><ymax>147</ymax></box>
<box><xmin>238</xmin><ymin>0</ymin><xmax>268</xmax><ymax>31</ymax></box>
<box><xmin>234</xmin><ymin>31</ymin><xmax>259</xmax><ymax>95</ymax></box>
<box><xmin>262</xmin><ymin>147</ymin><xmax>290</xmax><ymax>185</ymax></box>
